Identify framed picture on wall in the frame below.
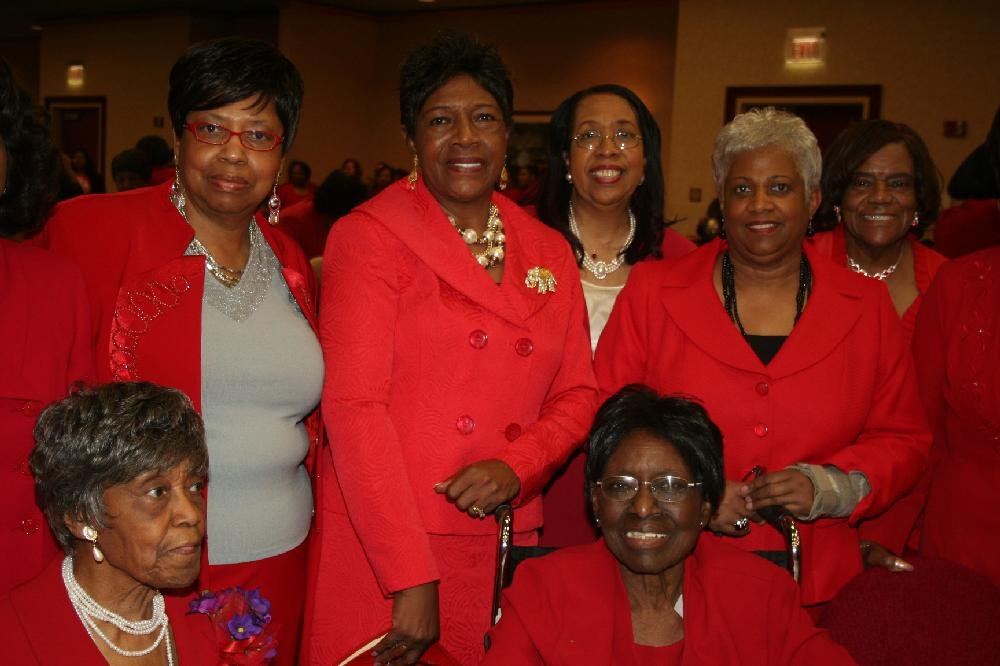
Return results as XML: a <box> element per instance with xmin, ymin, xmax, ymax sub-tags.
<box><xmin>45</xmin><ymin>96</ymin><xmax>108</xmax><ymax>178</ymax></box>
<box><xmin>506</xmin><ymin>111</ymin><xmax>551</xmax><ymax>205</ymax></box>
<box><xmin>724</xmin><ymin>85</ymin><xmax>882</xmax><ymax>151</ymax></box>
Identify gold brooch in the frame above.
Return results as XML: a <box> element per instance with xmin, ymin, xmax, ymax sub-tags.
<box><xmin>525</xmin><ymin>267</ymin><xmax>557</xmax><ymax>294</ymax></box>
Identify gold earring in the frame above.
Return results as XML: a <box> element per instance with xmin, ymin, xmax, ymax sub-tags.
<box><xmin>82</xmin><ymin>525</ymin><xmax>104</xmax><ymax>563</ymax></box>
<box><xmin>407</xmin><ymin>155</ymin><xmax>419</xmax><ymax>191</ymax></box>
<box><xmin>498</xmin><ymin>157</ymin><xmax>509</xmax><ymax>191</ymax></box>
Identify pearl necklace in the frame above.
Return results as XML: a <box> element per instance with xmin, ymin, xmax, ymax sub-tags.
<box><xmin>62</xmin><ymin>557</ymin><xmax>174</xmax><ymax>664</ymax></box>
<box><xmin>846</xmin><ymin>245</ymin><xmax>904</xmax><ymax>281</ymax></box>
<box><xmin>445</xmin><ymin>202</ymin><xmax>506</xmax><ymax>268</ymax></box>
<box><xmin>567</xmin><ymin>201</ymin><xmax>636</xmax><ymax>280</ymax></box>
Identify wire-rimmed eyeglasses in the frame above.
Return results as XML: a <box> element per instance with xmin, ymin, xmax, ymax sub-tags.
<box><xmin>596</xmin><ymin>475</ymin><xmax>701</xmax><ymax>503</ymax></box>
<box><xmin>571</xmin><ymin>129</ymin><xmax>641</xmax><ymax>151</ymax></box>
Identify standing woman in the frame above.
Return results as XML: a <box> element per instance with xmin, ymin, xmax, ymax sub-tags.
<box><xmin>595</xmin><ymin>108</ymin><xmax>930</xmax><ymax>608</ymax></box>
<box><xmin>305</xmin><ymin>32</ymin><xmax>597</xmax><ymax>665</ymax></box>
<box><xmin>44</xmin><ymin>39</ymin><xmax>321</xmax><ymax>663</ymax></box>
<box><xmin>0</xmin><ymin>60</ymin><xmax>93</xmax><ymax>595</ymax></box>
<box><xmin>537</xmin><ymin>84</ymin><xmax>694</xmax><ymax>547</ymax></box>
<box><xmin>814</xmin><ymin>120</ymin><xmax>947</xmax><ymax>564</ymax></box>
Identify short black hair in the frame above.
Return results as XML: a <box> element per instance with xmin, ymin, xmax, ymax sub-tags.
<box><xmin>537</xmin><ymin>84</ymin><xmax>667</xmax><ymax>265</ymax></box>
<box><xmin>0</xmin><ymin>61</ymin><xmax>60</xmax><ymax>238</ymax></box>
<box><xmin>584</xmin><ymin>385</ymin><xmax>724</xmax><ymax>515</ymax></box>
<box><xmin>289</xmin><ymin>159</ymin><xmax>311</xmax><ymax>181</ymax></box>
<box><xmin>111</xmin><ymin>148</ymin><xmax>152</xmax><ymax>181</ymax></box>
<box><xmin>168</xmin><ymin>37</ymin><xmax>304</xmax><ymax>154</ymax></box>
<box><xmin>817</xmin><ymin>119</ymin><xmax>941</xmax><ymax>233</ymax></box>
<box><xmin>399</xmin><ymin>30</ymin><xmax>513</xmax><ymax>138</ymax></box>
<box><xmin>135</xmin><ymin>134</ymin><xmax>173</xmax><ymax>167</ymax></box>
<box><xmin>314</xmin><ymin>170</ymin><xmax>367</xmax><ymax>220</ymax></box>
<box><xmin>31</xmin><ymin>382</ymin><xmax>207</xmax><ymax>553</ymax></box>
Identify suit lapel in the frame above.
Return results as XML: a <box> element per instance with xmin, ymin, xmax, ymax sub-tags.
<box><xmin>362</xmin><ymin>180</ymin><xmax>527</xmax><ymax>327</ymax></box>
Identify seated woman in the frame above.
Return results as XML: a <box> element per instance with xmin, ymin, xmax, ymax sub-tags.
<box><xmin>484</xmin><ymin>386</ymin><xmax>855</xmax><ymax>664</ymax></box>
<box><xmin>1</xmin><ymin>381</ymin><xmax>217</xmax><ymax>664</ymax></box>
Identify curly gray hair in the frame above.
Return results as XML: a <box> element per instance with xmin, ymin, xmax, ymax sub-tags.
<box><xmin>712</xmin><ymin>107</ymin><xmax>821</xmax><ymax>197</ymax></box>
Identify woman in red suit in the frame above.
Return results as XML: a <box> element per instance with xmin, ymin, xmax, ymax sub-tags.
<box><xmin>484</xmin><ymin>387</ymin><xmax>854</xmax><ymax>664</ymax></box>
<box><xmin>2</xmin><ymin>383</ymin><xmax>217</xmax><ymax>664</ymax></box>
<box><xmin>913</xmin><ymin>246</ymin><xmax>1000</xmax><ymax>588</ymax></box>
<box><xmin>536</xmin><ymin>84</ymin><xmax>695</xmax><ymax>547</ymax></box>
<box><xmin>303</xmin><ymin>32</ymin><xmax>597</xmax><ymax>665</ymax></box>
<box><xmin>813</xmin><ymin>120</ymin><xmax>948</xmax><ymax>568</ymax></box>
<box><xmin>43</xmin><ymin>40</ymin><xmax>320</xmax><ymax>663</ymax></box>
<box><xmin>0</xmin><ymin>60</ymin><xmax>93</xmax><ymax>595</ymax></box>
<box><xmin>594</xmin><ymin>108</ymin><xmax>931</xmax><ymax>608</ymax></box>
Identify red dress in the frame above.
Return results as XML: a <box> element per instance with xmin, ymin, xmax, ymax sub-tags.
<box><xmin>1</xmin><ymin>557</ymin><xmax>218</xmax><ymax>664</ymax></box>
<box><xmin>811</xmin><ymin>227</ymin><xmax>948</xmax><ymax>553</ymax></box>
<box><xmin>933</xmin><ymin>199</ymin><xmax>1000</xmax><ymax>259</ymax></box>
<box><xmin>41</xmin><ymin>182</ymin><xmax>323</xmax><ymax>662</ymax></box>
<box><xmin>303</xmin><ymin>179</ymin><xmax>597</xmax><ymax>665</ymax></box>
<box><xmin>594</xmin><ymin>240</ymin><xmax>931</xmax><ymax>605</ymax></box>
<box><xmin>0</xmin><ymin>239</ymin><xmax>93</xmax><ymax>595</ymax></box>
<box><xmin>483</xmin><ymin>535</ymin><xmax>856</xmax><ymax>665</ymax></box>
<box><xmin>540</xmin><ymin>228</ymin><xmax>696</xmax><ymax>548</ymax></box>
<box><xmin>913</xmin><ymin>247</ymin><xmax>1000</xmax><ymax>588</ymax></box>
<box><xmin>276</xmin><ymin>198</ymin><xmax>329</xmax><ymax>259</ymax></box>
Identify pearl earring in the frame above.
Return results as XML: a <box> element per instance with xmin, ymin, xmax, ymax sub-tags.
<box><xmin>82</xmin><ymin>525</ymin><xmax>104</xmax><ymax>563</ymax></box>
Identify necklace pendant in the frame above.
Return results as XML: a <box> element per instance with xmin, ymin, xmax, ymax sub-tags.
<box><xmin>591</xmin><ymin>263</ymin><xmax>609</xmax><ymax>280</ymax></box>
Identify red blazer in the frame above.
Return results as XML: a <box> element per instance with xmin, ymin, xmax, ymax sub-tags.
<box><xmin>483</xmin><ymin>535</ymin><xmax>856</xmax><ymax>665</ymax></box>
<box><xmin>594</xmin><ymin>239</ymin><xmax>931</xmax><ymax>605</ymax></box>
<box><xmin>0</xmin><ymin>239</ymin><xmax>94</xmax><ymax>595</ymax></box>
<box><xmin>41</xmin><ymin>182</ymin><xmax>323</xmax><ymax>586</ymax></box>
<box><xmin>913</xmin><ymin>247</ymin><xmax>1000</xmax><ymax>588</ymax></box>
<box><xmin>0</xmin><ymin>557</ymin><xmax>217</xmax><ymax>664</ymax></box>
<box><xmin>316</xmin><ymin>178</ymin><xmax>598</xmax><ymax>594</ymax></box>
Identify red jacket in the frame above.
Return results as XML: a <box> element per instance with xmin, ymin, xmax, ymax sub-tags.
<box><xmin>594</xmin><ymin>239</ymin><xmax>931</xmax><ymax>605</ymax></box>
<box><xmin>0</xmin><ymin>556</ymin><xmax>217</xmax><ymax>664</ymax></box>
<box><xmin>913</xmin><ymin>247</ymin><xmax>1000</xmax><ymax>588</ymax></box>
<box><xmin>483</xmin><ymin>535</ymin><xmax>856</xmax><ymax>665</ymax></box>
<box><xmin>304</xmin><ymin>179</ymin><xmax>597</xmax><ymax>656</ymax></box>
<box><xmin>41</xmin><ymin>182</ymin><xmax>324</xmax><ymax>586</ymax></box>
<box><xmin>0</xmin><ymin>239</ymin><xmax>94</xmax><ymax>594</ymax></box>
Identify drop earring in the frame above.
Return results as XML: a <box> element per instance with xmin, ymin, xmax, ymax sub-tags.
<box><xmin>565</xmin><ymin>172</ymin><xmax>573</xmax><ymax>184</ymax></box>
<box><xmin>498</xmin><ymin>158</ymin><xmax>509</xmax><ymax>191</ymax></box>
<box><xmin>719</xmin><ymin>216</ymin><xmax>727</xmax><ymax>240</ymax></box>
<box><xmin>407</xmin><ymin>155</ymin><xmax>419</xmax><ymax>191</ymax></box>
<box><xmin>171</xmin><ymin>165</ymin><xmax>186</xmax><ymax>217</ymax></box>
<box><xmin>834</xmin><ymin>205</ymin><xmax>842</xmax><ymax>224</ymax></box>
<box><xmin>911</xmin><ymin>211</ymin><xmax>920</xmax><ymax>228</ymax></box>
<box><xmin>807</xmin><ymin>218</ymin><xmax>815</xmax><ymax>237</ymax></box>
<box><xmin>267</xmin><ymin>182</ymin><xmax>281</xmax><ymax>226</ymax></box>
<box><xmin>82</xmin><ymin>525</ymin><xmax>104</xmax><ymax>563</ymax></box>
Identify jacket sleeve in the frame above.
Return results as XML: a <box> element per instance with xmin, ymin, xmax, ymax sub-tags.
<box><xmin>766</xmin><ymin>570</ymin><xmax>857</xmax><ymax>665</ymax></box>
<box><xmin>593</xmin><ymin>264</ymin><xmax>653</xmax><ymax>403</ymax></box>
<box><xmin>319</xmin><ymin>216</ymin><xmax>439</xmax><ymax>595</ymax></box>
<box><xmin>496</xmin><ymin>252</ymin><xmax>598</xmax><ymax>502</ymax></box>
<box><xmin>826</xmin><ymin>287</ymin><xmax>932</xmax><ymax>524</ymax></box>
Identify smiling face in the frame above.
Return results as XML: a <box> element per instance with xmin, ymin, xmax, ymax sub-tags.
<box><xmin>840</xmin><ymin>142</ymin><xmax>917</xmax><ymax>251</ymax></box>
<box><xmin>81</xmin><ymin>461</ymin><xmax>206</xmax><ymax>590</ymax></box>
<box><xmin>406</xmin><ymin>74</ymin><xmax>508</xmax><ymax>211</ymax></box>
<box><xmin>175</xmin><ymin>95</ymin><xmax>283</xmax><ymax>223</ymax></box>
<box><xmin>721</xmin><ymin>147</ymin><xmax>819</xmax><ymax>266</ymax></box>
<box><xmin>567</xmin><ymin>93</ymin><xmax>646</xmax><ymax>211</ymax></box>
<box><xmin>592</xmin><ymin>431</ymin><xmax>710</xmax><ymax>577</ymax></box>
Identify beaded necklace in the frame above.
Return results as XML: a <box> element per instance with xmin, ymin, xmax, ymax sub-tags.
<box><xmin>721</xmin><ymin>252</ymin><xmax>812</xmax><ymax>337</ymax></box>
<box><xmin>567</xmin><ymin>201</ymin><xmax>636</xmax><ymax>280</ymax></box>
<box><xmin>444</xmin><ymin>202</ymin><xmax>506</xmax><ymax>268</ymax></box>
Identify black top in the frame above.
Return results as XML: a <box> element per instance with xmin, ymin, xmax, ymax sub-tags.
<box><xmin>745</xmin><ymin>335</ymin><xmax>787</xmax><ymax>365</ymax></box>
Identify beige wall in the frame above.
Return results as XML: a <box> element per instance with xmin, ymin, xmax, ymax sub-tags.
<box><xmin>668</xmin><ymin>0</ymin><xmax>1000</xmax><ymax>237</ymax></box>
<box><xmin>281</xmin><ymin>0</ymin><xmax>678</xmax><ymax>184</ymax></box>
<box><xmin>39</xmin><ymin>14</ymin><xmax>189</xmax><ymax>181</ymax></box>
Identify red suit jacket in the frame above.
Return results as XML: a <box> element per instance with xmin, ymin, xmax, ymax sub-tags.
<box><xmin>913</xmin><ymin>247</ymin><xmax>1000</xmax><ymax>588</ymax></box>
<box><xmin>810</xmin><ymin>227</ymin><xmax>947</xmax><ymax>554</ymax></box>
<box><xmin>483</xmin><ymin>535</ymin><xmax>856</xmax><ymax>665</ymax></box>
<box><xmin>304</xmin><ymin>179</ymin><xmax>597</xmax><ymax>660</ymax></box>
<box><xmin>594</xmin><ymin>239</ymin><xmax>931</xmax><ymax>605</ymax></box>
<box><xmin>0</xmin><ymin>557</ymin><xmax>217</xmax><ymax>664</ymax></box>
<box><xmin>0</xmin><ymin>239</ymin><xmax>94</xmax><ymax>595</ymax></box>
<box><xmin>41</xmin><ymin>182</ymin><xmax>323</xmax><ymax>588</ymax></box>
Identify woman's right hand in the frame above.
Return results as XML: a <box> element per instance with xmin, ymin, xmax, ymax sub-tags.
<box><xmin>709</xmin><ymin>480</ymin><xmax>753</xmax><ymax>536</ymax></box>
<box><xmin>861</xmin><ymin>540</ymin><xmax>914</xmax><ymax>573</ymax></box>
<box><xmin>372</xmin><ymin>581</ymin><xmax>440</xmax><ymax>664</ymax></box>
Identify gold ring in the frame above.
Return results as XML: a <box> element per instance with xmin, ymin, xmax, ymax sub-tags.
<box><xmin>470</xmin><ymin>506</ymin><xmax>486</xmax><ymax>518</ymax></box>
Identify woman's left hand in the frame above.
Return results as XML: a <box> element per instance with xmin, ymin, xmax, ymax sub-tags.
<box><xmin>435</xmin><ymin>460</ymin><xmax>521</xmax><ymax>518</ymax></box>
<box><xmin>742</xmin><ymin>469</ymin><xmax>815</xmax><ymax>518</ymax></box>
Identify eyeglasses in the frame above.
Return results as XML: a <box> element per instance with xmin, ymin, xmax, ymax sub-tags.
<box><xmin>183</xmin><ymin>122</ymin><xmax>284</xmax><ymax>151</ymax></box>
<box><xmin>571</xmin><ymin>129</ymin><xmax>641</xmax><ymax>151</ymax></box>
<box><xmin>596</xmin><ymin>475</ymin><xmax>701</xmax><ymax>503</ymax></box>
